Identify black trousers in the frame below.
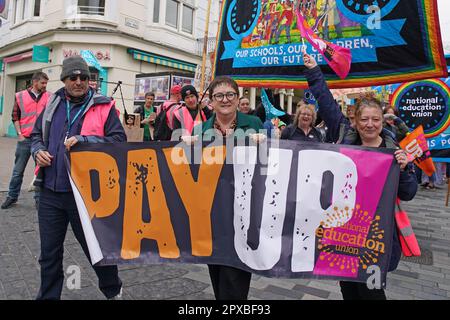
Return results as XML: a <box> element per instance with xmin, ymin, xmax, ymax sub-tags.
<box><xmin>36</xmin><ymin>188</ymin><xmax>122</xmax><ymax>300</ymax></box>
<box><xmin>340</xmin><ymin>281</ymin><xmax>387</xmax><ymax>300</ymax></box>
<box><xmin>208</xmin><ymin>265</ymin><xmax>252</xmax><ymax>300</ymax></box>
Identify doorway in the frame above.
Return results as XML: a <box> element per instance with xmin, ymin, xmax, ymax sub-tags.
<box><xmin>15</xmin><ymin>74</ymin><xmax>33</xmax><ymax>93</ymax></box>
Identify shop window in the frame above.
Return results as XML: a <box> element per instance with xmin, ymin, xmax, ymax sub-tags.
<box><xmin>16</xmin><ymin>74</ymin><xmax>32</xmax><ymax>92</ymax></box>
<box><xmin>78</xmin><ymin>0</ymin><xmax>105</xmax><ymax>15</ymax></box>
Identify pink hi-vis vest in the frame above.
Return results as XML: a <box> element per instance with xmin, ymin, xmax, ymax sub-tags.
<box><xmin>395</xmin><ymin>198</ymin><xmax>421</xmax><ymax>257</ymax></box>
<box><xmin>159</xmin><ymin>100</ymin><xmax>181</xmax><ymax>130</ymax></box>
<box><xmin>80</xmin><ymin>101</ymin><xmax>116</xmax><ymax>136</ymax></box>
<box><xmin>174</xmin><ymin>106</ymin><xmax>206</xmax><ymax>135</ymax></box>
<box><xmin>33</xmin><ymin>101</ymin><xmax>115</xmax><ymax>181</ymax></box>
<box><xmin>16</xmin><ymin>90</ymin><xmax>50</xmax><ymax>137</ymax></box>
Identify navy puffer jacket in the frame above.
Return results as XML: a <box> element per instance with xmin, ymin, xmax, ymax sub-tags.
<box><xmin>305</xmin><ymin>66</ymin><xmax>418</xmax><ymax>271</ymax></box>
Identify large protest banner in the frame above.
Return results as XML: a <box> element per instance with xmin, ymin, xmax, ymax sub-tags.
<box><xmin>66</xmin><ymin>140</ymin><xmax>400</xmax><ymax>285</ymax></box>
<box><xmin>214</xmin><ymin>0</ymin><xmax>447</xmax><ymax>89</ymax></box>
<box><xmin>391</xmin><ymin>78</ymin><xmax>450</xmax><ymax>162</ymax></box>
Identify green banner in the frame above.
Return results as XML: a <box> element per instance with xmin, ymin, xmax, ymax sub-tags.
<box><xmin>32</xmin><ymin>45</ymin><xmax>50</xmax><ymax>63</ymax></box>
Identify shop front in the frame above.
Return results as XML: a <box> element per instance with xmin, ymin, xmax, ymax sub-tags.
<box><xmin>0</xmin><ymin>41</ymin><xmax>201</xmax><ymax>136</ymax></box>
<box><xmin>134</xmin><ymin>72</ymin><xmax>195</xmax><ymax>108</ymax></box>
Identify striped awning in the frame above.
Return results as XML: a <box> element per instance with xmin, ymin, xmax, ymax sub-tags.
<box><xmin>128</xmin><ymin>49</ymin><xmax>197</xmax><ymax>73</ymax></box>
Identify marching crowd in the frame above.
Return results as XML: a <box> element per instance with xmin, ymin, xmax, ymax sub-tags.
<box><xmin>1</xmin><ymin>54</ymin><xmax>448</xmax><ymax>301</ymax></box>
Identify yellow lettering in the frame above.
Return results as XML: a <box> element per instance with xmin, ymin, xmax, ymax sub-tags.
<box><xmin>375</xmin><ymin>241</ymin><xmax>385</xmax><ymax>253</ymax></box>
<box><xmin>316</xmin><ymin>227</ymin><xmax>324</xmax><ymax>238</ymax></box>
<box><xmin>121</xmin><ymin>150</ymin><xmax>179</xmax><ymax>260</ymax></box>
<box><xmin>348</xmin><ymin>234</ymin><xmax>357</xmax><ymax>245</ymax></box>
<box><xmin>366</xmin><ymin>239</ymin><xmax>376</xmax><ymax>250</ymax></box>
<box><xmin>341</xmin><ymin>233</ymin><xmax>349</xmax><ymax>243</ymax></box>
<box><xmin>324</xmin><ymin>228</ymin><xmax>333</xmax><ymax>240</ymax></box>
<box><xmin>70</xmin><ymin>152</ymin><xmax>119</xmax><ymax>219</ymax></box>
<box><xmin>163</xmin><ymin>146</ymin><xmax>226</xmax><ymax>256</ymax></box>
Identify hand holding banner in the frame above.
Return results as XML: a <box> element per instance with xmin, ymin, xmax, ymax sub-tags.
<box><xmin>399</xmin><ymin>125</ymin><xmax>436</xmax><ymax>176</ymax></box>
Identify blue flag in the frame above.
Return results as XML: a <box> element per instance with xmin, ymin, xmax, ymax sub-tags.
<box><xmin>261</xmin><ymin>89</ymin><xmax>285</xmax><ymax>120</ymax></box>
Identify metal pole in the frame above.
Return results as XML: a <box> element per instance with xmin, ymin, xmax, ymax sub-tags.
<box><xmin>200</xmin><ymin>0</ymin><xmax>213</xmax><ymax>93</ymax></box>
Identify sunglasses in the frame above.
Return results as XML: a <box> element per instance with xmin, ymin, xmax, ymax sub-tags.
<box><xmin>68</xmin><ymin>75</ymin><xmax>89</xmax><ymax>81</ymax></box>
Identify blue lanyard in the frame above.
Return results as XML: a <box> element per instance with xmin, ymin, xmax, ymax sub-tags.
<box><xmin>65</xmin><ymin>92</ymin><xmax>92</xmax><ymax>138</ymax></box>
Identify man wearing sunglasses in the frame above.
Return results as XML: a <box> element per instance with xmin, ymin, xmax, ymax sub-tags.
<box><xmin>30</xmin><ymin>56</ymin><xmax>125</xmax><ymax>300</ymax></box>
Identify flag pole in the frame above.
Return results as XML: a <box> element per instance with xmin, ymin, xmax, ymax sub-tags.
<box><xmin>200</xmin><ymin>0</ymin><xmax>213</xmax><ymax>94</ymax></box>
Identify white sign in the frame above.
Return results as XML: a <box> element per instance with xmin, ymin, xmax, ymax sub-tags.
<box><xmin>125</xmin><ymin>18</ymin><xmax>139</xmax><ymax>29</ymax></box>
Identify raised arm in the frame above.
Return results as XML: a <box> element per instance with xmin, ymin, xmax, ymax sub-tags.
<box><xmin>303</xmin><ymin>53</ymin><xmax>350</xmax><ymax>143</ymax></box>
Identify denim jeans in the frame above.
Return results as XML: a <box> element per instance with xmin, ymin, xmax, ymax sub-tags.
<box><xmin>36</xmin><ymin>188</ymin><xmax>122</xmax><ymax>300</ymax></box>
<box><xmin>7</xmin><ymin>138</ymin><xmax>39</xmax><ymax>200</ymax></box>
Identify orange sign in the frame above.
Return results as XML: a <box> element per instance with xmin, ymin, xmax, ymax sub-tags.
<box><xmin>400</xmin><ymin>125</ymin><xmax>436</xmax><ymax>176</ymax></box>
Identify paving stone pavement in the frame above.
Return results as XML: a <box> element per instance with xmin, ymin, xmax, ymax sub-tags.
<box><xmin>0</xmin><ymin>138</ymin><xmax>449</xmax><ymax>300</ymax></box>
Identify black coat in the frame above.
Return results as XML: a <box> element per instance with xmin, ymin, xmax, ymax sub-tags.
<box><xmin>306</xmin><ymin>66</ymin><xmax>418</xmax><ymax>272</ymax></box>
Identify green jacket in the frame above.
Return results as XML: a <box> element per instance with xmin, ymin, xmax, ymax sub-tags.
<box><xmin>193</xmin><ymin>111</ymin><xmax>264</xmax><ymax>140</ymax></box>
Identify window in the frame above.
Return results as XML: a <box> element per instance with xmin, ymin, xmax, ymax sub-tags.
<box><xmin>153</xmin><ymin>0</ymin><xmax>160</xmax><ymax>23</ymax></box>
<box><xmin>163</xmin><ymin>0</ymin><xmax>194</xmax><ymax>34</ymax></box>
<box><xmin>13</xmin><ymin>0</ymin><xmax>41</xmax><ymax>23</ymax></box>
<box><xmin>14</xmin><ymin>0</ymin><xmax>27</xmax><ymax>23</ymax></box>
<box><xmin>23</xmin><ymin>0</ymin><xmax>31</xmax><ymax>19</ymax></box>
<box><xmin>33</xmin><ymin>0</ymin><xmax>41</xmax><ymax>16</ymax></box>
<box><xmin>182</xmin><ymin>5</ymin><xmax>193</xmax><ymax>34</ymax></box>
<box><xmin>14</xmin><ymin>0</ymin><xmax>23</xmax><ymax>23</ymax></box>
<box><xmin>78</xmin><ymin>0</ymin><xmax>105</xmax><ymax>15</ymax></box>
<box><xmin>165</xmin><ymin>0</ymin><xmax>178</xmax><ymax>28</ymax></box>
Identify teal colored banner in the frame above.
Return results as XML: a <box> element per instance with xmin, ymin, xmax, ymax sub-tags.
<box><xmin>32</xmin><ymin>45</ymin><xmax>50</xmax><ymax>63</ymax></box>
<box><xmin>223</xmin><ymin>23</ymin><xmax>406</xmax><ymax>68</ymax></box>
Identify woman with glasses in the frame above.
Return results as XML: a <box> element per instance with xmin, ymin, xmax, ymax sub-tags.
<box><xmin>190</xmin><ymin>76</ymin><xmax>264</xmax><ymax>300</ymax></box>
<box><xmin>193</xmin><ymin>76</ymin><xmax>264</xmax><ymax>141</ymax></box>
<box><xmin>303</xmin><ymin>52</ymin><xmax>417</xmax><ymax>300</ymax></box>
<box><xmin>280</xmin><ymin>103</ymin><xmax>326</xmax><ymax>142</ymax></box>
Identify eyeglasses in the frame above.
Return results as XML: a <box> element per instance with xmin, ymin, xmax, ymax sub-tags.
<box><xmin>68</xmin><ymin>75</ymin><xmax>89</xmax><ymax>82</ymax></box>
<box><xmin>300</xmin><ymin>113</ymin><xmax>313</xmax><ymax>117</ymax></box>
<box><xmin>212</xmin><ymin>92</ymin><xmax>238</xmax><ymax>102</ymax></box>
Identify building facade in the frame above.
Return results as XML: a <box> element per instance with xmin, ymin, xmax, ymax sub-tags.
<box><xmin>0</xmin><ymin>0</ymin><xmax>222</xmax><ymax>136</ymax></box>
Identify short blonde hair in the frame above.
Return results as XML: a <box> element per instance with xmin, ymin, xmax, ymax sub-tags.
<box><xmin>355</xmin><ymin>93</ymin><xmax>383</xmax><ymax>120</ymax></box>
<box><xmin>294</xmin><ymin>104</ymin><xmax>317</xmax><ymax>128</ymax></box>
